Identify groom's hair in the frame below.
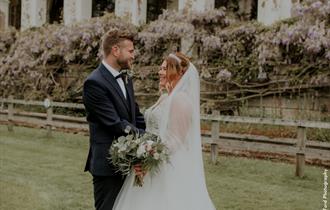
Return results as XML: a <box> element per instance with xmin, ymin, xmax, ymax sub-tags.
<box><xmin>101</xmin><ymin>29</ymin><xmax>135</xmax><ymax>57</ymax></box>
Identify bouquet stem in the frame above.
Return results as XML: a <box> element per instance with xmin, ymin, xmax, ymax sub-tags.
<box><xmin>134</xmin><ymin>174</ymin><xmax>144</xmax><ymax>187</ymax></box>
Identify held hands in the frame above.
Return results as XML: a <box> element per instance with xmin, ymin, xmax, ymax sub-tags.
<box><xmin>133</xmin><ymin>164</ymin><xmax>147</xmax><ymax>177</ymax></box>
<box><xmin>133</xmin><ymin>164</ymin><xmax>147</xmax><ymax>186</ymax></box>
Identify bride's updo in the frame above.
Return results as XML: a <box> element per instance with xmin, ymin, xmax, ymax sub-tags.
<box><xmin>165</xmin><ymin>52</ymin><xmax>190</xmax><ymax>83</ymax></box>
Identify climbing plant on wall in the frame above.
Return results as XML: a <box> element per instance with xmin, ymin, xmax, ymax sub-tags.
<box><xmin>0</xmin><ymin>0</ymin><xmax>329</xmax><ymax>106</ymax></box>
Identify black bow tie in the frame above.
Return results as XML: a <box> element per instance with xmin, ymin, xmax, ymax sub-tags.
<box><xmin>115</xmin><ymin>71</ymin><xmax>129</xmax><ymax>84</ymax></box>
<box><xmin>115</xmin><ymin>72</ymin><xmax>127</xmax><ymax>79</ymax></box>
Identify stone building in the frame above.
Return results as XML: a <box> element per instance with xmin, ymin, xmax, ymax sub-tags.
<box><xmin>0</xmin><ymin>0</ymin><xmax>295</xmax><ymax>31</ymax></box>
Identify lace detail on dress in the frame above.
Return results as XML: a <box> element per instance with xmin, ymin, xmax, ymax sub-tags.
<box><xmin>144</xmin><ymin>94</ymin><xmax>167</xmax><ymax>135</ymax></box>
<box><xmin>144</xmin><ymin>103</ymin><xmax>162</xmax><ymax>135</ymax></box>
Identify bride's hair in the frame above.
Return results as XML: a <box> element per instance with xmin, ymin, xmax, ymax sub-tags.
<box><xmin>165</xmin><ymin>52</ymin><xmax>190</xmax><ymax>83</ymax></box>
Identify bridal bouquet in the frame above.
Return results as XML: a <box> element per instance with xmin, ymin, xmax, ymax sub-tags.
<box><xmin>109</xmin><ymin>126</ymin><xmax>170</xmax><ymax>187</ymax></box>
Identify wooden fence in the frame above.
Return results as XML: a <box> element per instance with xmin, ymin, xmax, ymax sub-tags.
<box><xmin>200</xmin><ymin>112</ymin><xmax>330</xmax><ymax>176</ymax></box>
<box><xmin>1</xmin><ymin>97</ymin><xmax>330</xmax><ymax>177</ymax></box>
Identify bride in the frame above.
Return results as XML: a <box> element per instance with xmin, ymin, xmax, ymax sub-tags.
<box><xmin>113</xmin><ymin>52</ymin><xmax>216</xmax><ymax>210</ymax></box>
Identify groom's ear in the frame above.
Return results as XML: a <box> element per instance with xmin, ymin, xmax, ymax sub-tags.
<box><xmin>112</xmin><ymin>45</ymin><xmax>120</xmax><ymax>57</ymax></box>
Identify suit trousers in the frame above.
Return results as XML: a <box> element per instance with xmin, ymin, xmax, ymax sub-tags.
<box><xmin>93</xmin><ymin>175</ymin><xmax>125</xmax><ymax>210</ymax></box>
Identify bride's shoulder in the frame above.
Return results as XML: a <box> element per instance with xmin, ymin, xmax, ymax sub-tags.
<box><xmin>145</xmin><ymin>94</ymin><xmax>168</xmax><ymax>112</ymax></box>
<box><xmin>158</xmin><ymin>93</ymin><xmax>168</xmax><ymax>103</ymax></box>
<box><xmin>160</xmin><ymin>93</ymin><xmax>168</xmax><ymax>99</ymax></box>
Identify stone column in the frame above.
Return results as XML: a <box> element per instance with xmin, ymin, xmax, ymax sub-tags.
<box><xmin>167</xmin><ymin>0</ymin><xmax>179</xmax><ymax>11</ymax></box>
<box><xmin>179</xmin><ymin>0</ymin><xmax>214</xmax><ymax>13</ymax></box>
<box><xmin>63</xmin><ymin>0</ymin><xmax>92</xmax><ymax>25</ymax></box>
<box><xmin>238</xmin><ymin>0</ymin><xmax>253</xmax><ymax>20</ymax></box>
<box><xmin>181</xmin><ymin>37</ymin><xmax>195</xmax><ymax>57</ymax></box>
<box><xmin>178</xmin><ymin>0</ymin><xmax>215</xmax><ymax>56</ymax></box>
<box><xmin>258</xmin><ymin>0</ymin><xmax>293</xmax><ymax>26</ymax></box>
<box><xmin>0</xmin><ymin>0</ymin><xmax>9</xmax><ymax>31</ymax></box>
<box><xmin>21</xmin><ymin>0</ymin><xmax>47</xmax><ymax>30</ymax></box>
<box><xmin>115</xmin><ymin>0</ymin><xmax>147</xmax><ymax>26</ymax></box>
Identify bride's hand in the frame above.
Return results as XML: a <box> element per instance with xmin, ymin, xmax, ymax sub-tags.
<box><xmin>133</xmin><ymin>164</ymin><xmax>146</xmax><ymax>177</ymax></box>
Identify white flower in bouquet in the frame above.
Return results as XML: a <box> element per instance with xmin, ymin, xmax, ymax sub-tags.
<box><xmin>118</xmin><ymin>144</ymin><xmax>127</xmax><ymax>153</ymax></box>
<box><xmin>145</xmin><ymin>140</ymin><xmax>154</xmax><ymax>152</ymax></box>
<box><xmin>137</xmin><ymin>144</ymin><xmax>146</xmax><ymax>158</ymax></box>
<box><xmin>153</xmin><ymin>152</ymin><xmax>160</xmax><ymax>160</ymax></box>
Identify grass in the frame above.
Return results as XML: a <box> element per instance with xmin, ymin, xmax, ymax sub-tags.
<box><xmin>0</xmin><ymin>125</ymin><xmax>327</xmax><ymax>210</ymax></box>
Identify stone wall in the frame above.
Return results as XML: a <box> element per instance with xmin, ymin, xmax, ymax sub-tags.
<box><xmin>1</xmin><ymin>0</ymin><xmax>297</xmax><ymax>31</ymax></box>
<box><xmin>240</xmin><ymin>91</ymin><xmax>330</xmax><ymax>120</ymax></box>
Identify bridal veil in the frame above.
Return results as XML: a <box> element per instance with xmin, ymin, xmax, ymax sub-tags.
<box><xmin>113</xmin><ymin>63</ymin><xmax>216</xmax><ymax>210</ymax></box>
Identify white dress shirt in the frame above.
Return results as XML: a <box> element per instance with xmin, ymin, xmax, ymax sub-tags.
<box><xmin>102</xmin><ymin>60</ymin><xmax>127</xmax><ymax>99</ymax></box>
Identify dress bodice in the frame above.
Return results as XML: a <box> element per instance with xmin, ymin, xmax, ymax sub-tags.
<box><xmin>144</xmin><ymin>94</ymin><xmax>168</xmax><ymax>135</ymax></box>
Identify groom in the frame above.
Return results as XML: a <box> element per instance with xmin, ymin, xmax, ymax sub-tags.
<box><xmin>83</xmin><ymin>29</ymin><xmax>146</xmax><ymax>210</ymax></box>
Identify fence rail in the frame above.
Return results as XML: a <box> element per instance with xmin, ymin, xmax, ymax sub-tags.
<box><xmin>1</xmin><ymin>97</ymin><xmax>330</xmax><ymax>177</ymax></box>
<box><xmin>200</xmin><ymin>115</ymin><xmax>330</xmax><ymax>129</ymax></box>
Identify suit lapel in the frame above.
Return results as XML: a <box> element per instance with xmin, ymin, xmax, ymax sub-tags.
<box><xmin>126</xmin><ymin>79</ymin><xmax>136</xmax><ymax>123</ymax></box>
<box><xmin>99</xmin><ymin>64</ymin><xmax>130</xmax><ymax>112</ymax></box>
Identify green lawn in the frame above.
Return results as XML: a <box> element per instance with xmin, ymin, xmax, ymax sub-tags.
<box><xmin>0</xmin><ymin>125</ymin><xmax>326</xmax><ymax>210</ymax></box>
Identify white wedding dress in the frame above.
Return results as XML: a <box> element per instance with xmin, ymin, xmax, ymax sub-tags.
<box><xmin>113</xmin><ymin>63</ymin><xmax>216</xmax><ymax>210</ymax></box>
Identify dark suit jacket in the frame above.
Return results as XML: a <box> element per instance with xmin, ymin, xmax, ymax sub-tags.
<box><xmin>83</xmin><ymin>63</ymin><xmax>146</xmax><ymax>176</ymax></box>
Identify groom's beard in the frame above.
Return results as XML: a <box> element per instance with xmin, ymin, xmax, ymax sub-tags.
<box><xmin>118</xmin><ymin>58</ymin><xmax>132</xmax><ymax>70</ymax></box>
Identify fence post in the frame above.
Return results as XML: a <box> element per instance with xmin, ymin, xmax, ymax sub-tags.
<box><xmin>211</xmin><ymin>110</ymin><xmax>220</xmax><ymax>164</ymax></box>
<box><xmin>296</xmin><ymin>126</ymin><xmax>306</xmax><ymax>177</ymax></box>
<box><xmin>45</xmin><ymin>98</ymin><xmax>53</xmax><ymax>138</ymax></box>
<box><xmin>259</xmin><ymin>94</ymin><xmax>264</xmax><ymax>118</ymax></box>
<box><xmin>7</xmin><ymin>95</ymin><xmax>14</xmax><ymax>132</ymax></box>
